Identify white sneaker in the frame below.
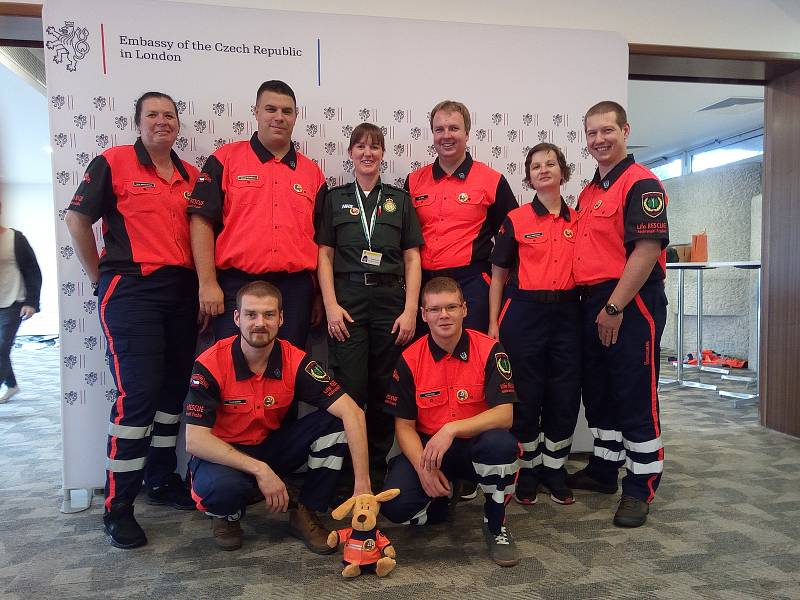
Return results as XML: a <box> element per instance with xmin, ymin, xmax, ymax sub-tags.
<box><xmin>0</xmin><ymin>386</ymin><xmax>19</xmax><ymax>403</ymax></box>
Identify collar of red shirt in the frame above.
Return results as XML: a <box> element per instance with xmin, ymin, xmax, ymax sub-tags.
<box><xmin>427</xmin><ymin>330</ymin><xmax>471</xmax><ymax>362</ymax></box>
<box><xmin>249</xmin><ymin>133</ymin><xmax>298</xmax><ymax>169</ymax></box>
<box><xmin>531</xmin><ymin>195</ymin><xmax>571</xmax><ymax>222</ymax></box>
<box><xmin>432</xmin><ymin>153</ymin><xmax>474</xmax><ymax>181</ymax></box>
<box><xmin>133</xmin><ymin>137</ymin><xmax>191</xmax><ymax>181</ymax></box>
<box><xmin>231</xmin><ymin>335</ymin><xmax>284</xmax><ymax>381</ymax></box>
<box><xmin>590</xmin><ymin>153</ymin><xmax>635</xmax><ymax>191</ymax></box>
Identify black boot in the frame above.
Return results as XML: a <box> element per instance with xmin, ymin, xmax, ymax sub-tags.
<box><xmin>146</xmin><ymin>473</ymin><xmax>196</xmax><ymax>510</ymax></box>
<box><xmin>103</xmin><ymin>503</ymin><xmax>147</xmax><ymax>549</ymax></box>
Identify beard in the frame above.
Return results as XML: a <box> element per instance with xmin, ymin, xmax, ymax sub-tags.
<box><xmin>241</xmin><ymin>328</ymin><xmax>276</xmax><ymax>349</ymax></box>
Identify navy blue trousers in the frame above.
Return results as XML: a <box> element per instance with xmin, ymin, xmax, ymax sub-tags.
<box><xmin>98</xmin><ymin>266</ymin><xmax>198</xmax><ymax>511</ymax></box>
<box><xmin>189</xmin><ymin>410</ymin><xmax>347</xmax><ymax>515</ymax></box>
<box><xmin>499</xmin><ymin>296</ymin><xmax>581</xmax><ymax>486</ymax></box>
<box><xmin>580</xmin><ymin>279</ymin><xmax>667</xmax><ymax>503</ymax></box>
<box><xmin>381</xmin><ymin>429</ymin><xmax>519</xmax><ymax>534</ymax></box>
<box><xmin>214</xmin><ymin>269</ymin><xmax>314</xmax><ymax>349</ymax></box>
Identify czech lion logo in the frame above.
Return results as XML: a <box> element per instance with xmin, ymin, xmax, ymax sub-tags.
<box><xmin>46</xmin><ymin>21</ymin><xmax>90</xmax><ymax>72</ymax></box>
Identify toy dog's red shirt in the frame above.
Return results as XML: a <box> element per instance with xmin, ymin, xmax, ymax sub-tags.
<box><xmin>336</xmin><ymin>527</ymin><xmax>392</xmax><ymax>565</ymax></box>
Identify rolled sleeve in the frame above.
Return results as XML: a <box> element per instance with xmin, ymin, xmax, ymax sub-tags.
<box><xmin>295</xmin><ymin>355</ymin><xmax>345</xmax><ymax>410</ymax></box>
<box><xmin>182</xmin><ymin>362</ymin><xmax>221</xmax><ymax>428</ymax></box>
<box><xmin>401</xmin><ymin>193</ymin><xmax>424</xmax><ymax>250</ymax></box>
<box><xmin>69</xmin><ymin>155</ymin><xmax>113</xmax><ymax>222</ymax></box>
<box><xmin>487</xmin><ymin>175</ymin><xmax>519</xmax><ymax>233</ymax></box>
<box><xmin>384</xmin><ymin>357</ymin><xmax>417</xmax><ymax>420</ymax></box>
<box><xmin>484</xmin><ymin>342</ymin><xmax>518</xmax><ymax>407</ymax></box>
<box><xmin>315</xmin><ymin>189</ymin><xmax>337</xmax><ymax>246</ymax></box>
<box><xmin>490</xmin><ymin>217</ymin><xmax>517</xmax><ymax>268</ymax></box>
<box><xmin>187</xmin><ymin>155</ymin><xmax>225</xmax><ymax>222</ymax></box>
<box><xmin>623</xmin><ymin>178</ymin><xmax>670</xmax><ymax>248</ymax></box>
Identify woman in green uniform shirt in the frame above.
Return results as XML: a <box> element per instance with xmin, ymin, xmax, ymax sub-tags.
<box><xmin>316</xmin><ymin>122</ymin><xmax>423</xmax><ymax>475</ymax></box>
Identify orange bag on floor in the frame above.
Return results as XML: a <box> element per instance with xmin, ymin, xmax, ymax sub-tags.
<box><xmin>690</xmin><ymin>230</ymin><xmax>708</xmax><ymax>262</ymax></box>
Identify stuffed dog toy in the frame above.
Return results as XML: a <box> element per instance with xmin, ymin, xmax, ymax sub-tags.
<box><xmin>327</xmin><ymin>489</ymin><xmax>400</xmax><ymax>578</ymax></box>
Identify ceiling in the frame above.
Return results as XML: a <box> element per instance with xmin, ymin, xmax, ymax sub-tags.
<box><xmin>627</xmin><ymin>79</ymin><xmax>765</xmax><ymax>165</ymax></box>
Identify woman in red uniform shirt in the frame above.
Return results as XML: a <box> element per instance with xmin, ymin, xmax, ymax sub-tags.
<box><xmin>66</xmin><ymin>92</ymin><xmax>199</xmax><ymax>549</ymax></box>
<box><xmin>488</xmin><ymin>143</ymin><xmax>581</xmax><ymax>505</ymax></box>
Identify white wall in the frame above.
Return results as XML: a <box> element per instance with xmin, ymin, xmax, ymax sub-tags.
<box><xmin>661</xmin><ymin>160</ymin><xmax>762</xmax><ymax>361</ymax></box>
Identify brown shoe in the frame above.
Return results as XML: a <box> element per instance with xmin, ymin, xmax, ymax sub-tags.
<box><xmin>289</xmin><ymin>504</ymin><xmax>335</xmax><ymax>555</ymax></box>
<box><xmin>212</xmin><ymin>517</ymin><xmax>242</xmax><ymax>551</ymax></box>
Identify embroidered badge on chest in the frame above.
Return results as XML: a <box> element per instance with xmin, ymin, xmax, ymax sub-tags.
<box><xmin>457</xmin><ymin>192</ymin><xmax>469</xmax><ymax>203</ymax></box>
<box><xmin>263</xmin><ymin>395</ymin><xmax>275</xmax><ymax>407</ymax></box>
<box><xmin>350</xmin><ymin>207</ymin><xmax>360</xmax><ymax>216</ymax></box>
<box><xmin>293</xmin><ymin>183</ymin><xmax>304</xmax><ymax>193</ymax></box>
<box><xmin>563</xmin><ymin>229</ymin><xmax>574</xmax><ymax>239</ymax></box>
<box><xmin>183</xmin><ymin>191</ymin><xmax>191</xmax><ymax>201</ymax></box>
<box><xmin>523</xmin><ymin>232</ymin><xmax>543</xmax><ymax>239</ymax></box>
<box><xmin>456</xmin><ymin>389</ymin><xmax>469</xmax><ymax>402</ymax></box>
<box><xmin>237</xmin><ymin>175</ymin><xmax>259</xmax><ymax>181</ymax></box>
<box><xmin>383</xmin><ymin>198</ymin><xmax>397</xmax><ymax>213</ymax></box>
<box><xmin>593</xmin><ymin>199</ymin><xmax>603</xmax><ymax>210</ymax></box>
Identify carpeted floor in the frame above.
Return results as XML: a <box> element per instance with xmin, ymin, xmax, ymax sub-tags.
<box><xmin>0</xmin><ymin>345</ymin><xmax>798</xmax><ymax>600</ymax></box>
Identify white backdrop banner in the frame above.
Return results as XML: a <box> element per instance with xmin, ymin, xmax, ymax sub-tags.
<box><xmin>43</xmin><ymin>0</ymin><xmax>627</xmax><ymax>490</ymax></box>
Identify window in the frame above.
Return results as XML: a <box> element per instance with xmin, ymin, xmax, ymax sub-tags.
<box><xmin>650</xmin><ymin>157</ymin><xmax>682</xmax><ymax>181</ymax></box>
<box><xmin>690</xmin><ymin>133</ymin><xmax>763</xmax><ymax>173</ymax></box>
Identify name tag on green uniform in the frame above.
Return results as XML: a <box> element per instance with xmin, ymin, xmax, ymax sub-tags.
<box><xmin>361</xmin><ymin>250</ymin><xmax>382</xmax><ymax>266</ymax></box>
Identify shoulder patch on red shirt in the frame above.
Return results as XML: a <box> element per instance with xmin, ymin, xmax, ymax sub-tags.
<box><xmin>305</xmin><ymin>360</ymin><xmax>330</xmax><ymax>382</ymax></box>
<box><xmin>190</xmin><ymin>374</ymin><xmax>209</xmax><ymax>389</ymax></box>
<box><xmin>641</xmin><ymin>192</ymin><xmax>665</xmax><ymax>218</ymax></box>
<box><xmin>495</xmin><ymin>352</ymin><xmax>512</xmax><ymax>380</ymax></box>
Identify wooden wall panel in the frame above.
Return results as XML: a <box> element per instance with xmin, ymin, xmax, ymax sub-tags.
<box><xmin>761</xmin><ymin>67</ymin><xmax>800</xmax><ymax>437</ymax></box>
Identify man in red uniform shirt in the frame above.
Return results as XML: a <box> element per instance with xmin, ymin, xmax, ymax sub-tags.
<box><xmin>406</xmin><ymin>100</ymin><xmax>518</xmax><ymax>333</ymax></box>
<box><xmin>380</xmin><ymin>277</ymin><xmax>521</xmax><ymax>567</ymax></box>
<box><xmin>568</xmin><ymin>101</ymin><xmax>669</xmax><ymax>528</ymax></box>
<box><xmin>183</xmin><ymin>281</ymin><xmax>371</xmax><ymax>552</ymax></box>
<box><xmin>189</xmin><ymin>80</ymin><xmax>326</xmax><ymax>347</ymax></box>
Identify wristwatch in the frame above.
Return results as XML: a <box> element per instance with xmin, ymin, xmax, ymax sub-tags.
<box><xmin>605</xmin><ymin>303</ymin><xmax>622</xmax><ymax>316</ymax></box>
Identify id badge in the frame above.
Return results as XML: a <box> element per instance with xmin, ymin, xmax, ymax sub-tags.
<box><xmin>361</xmin><ymin>250</ymin><xmax>383</xmax><ymax>266</ymax></box>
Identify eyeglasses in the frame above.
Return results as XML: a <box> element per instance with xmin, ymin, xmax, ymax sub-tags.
<box><xmin>422</xmin><ymin>303</ymin><xmax>463</xmax><ymax>316</ymax></box>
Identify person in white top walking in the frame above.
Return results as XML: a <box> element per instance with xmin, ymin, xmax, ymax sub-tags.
<box><xmin>0</xmin><ymin>198</ymin><xmax>41</xmax><ymax>403</ymax></box>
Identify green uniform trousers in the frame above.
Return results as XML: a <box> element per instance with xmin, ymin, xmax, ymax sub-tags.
<box><xmin>328</xmin><ymin>277</ymin><xmax>405</xmax><ymax>469</ymax></box>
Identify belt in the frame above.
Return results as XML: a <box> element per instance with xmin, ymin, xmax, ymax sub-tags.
<box><xmin>338</xmin><ymin>272</ymin><xmax>402</xmax><ymax>287</ymax></box>
<box><xmin>423</xmin><ymin>261</ymin><xmax>490</xmax><ymax>281</ymax></box>
<box><xmin>578</xmin><ymin>278</ymin><xmax>664</xmax><ymax>298</ymax></box>
<box><xmin>577</xmin><ymin>280</ymin><xmax>617</xmax><ymax>298</ymax></box>
<box><xmin>509</xmin><ymin>288</ymin><xmax>579</xmax><ymax>303</ymax></box>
